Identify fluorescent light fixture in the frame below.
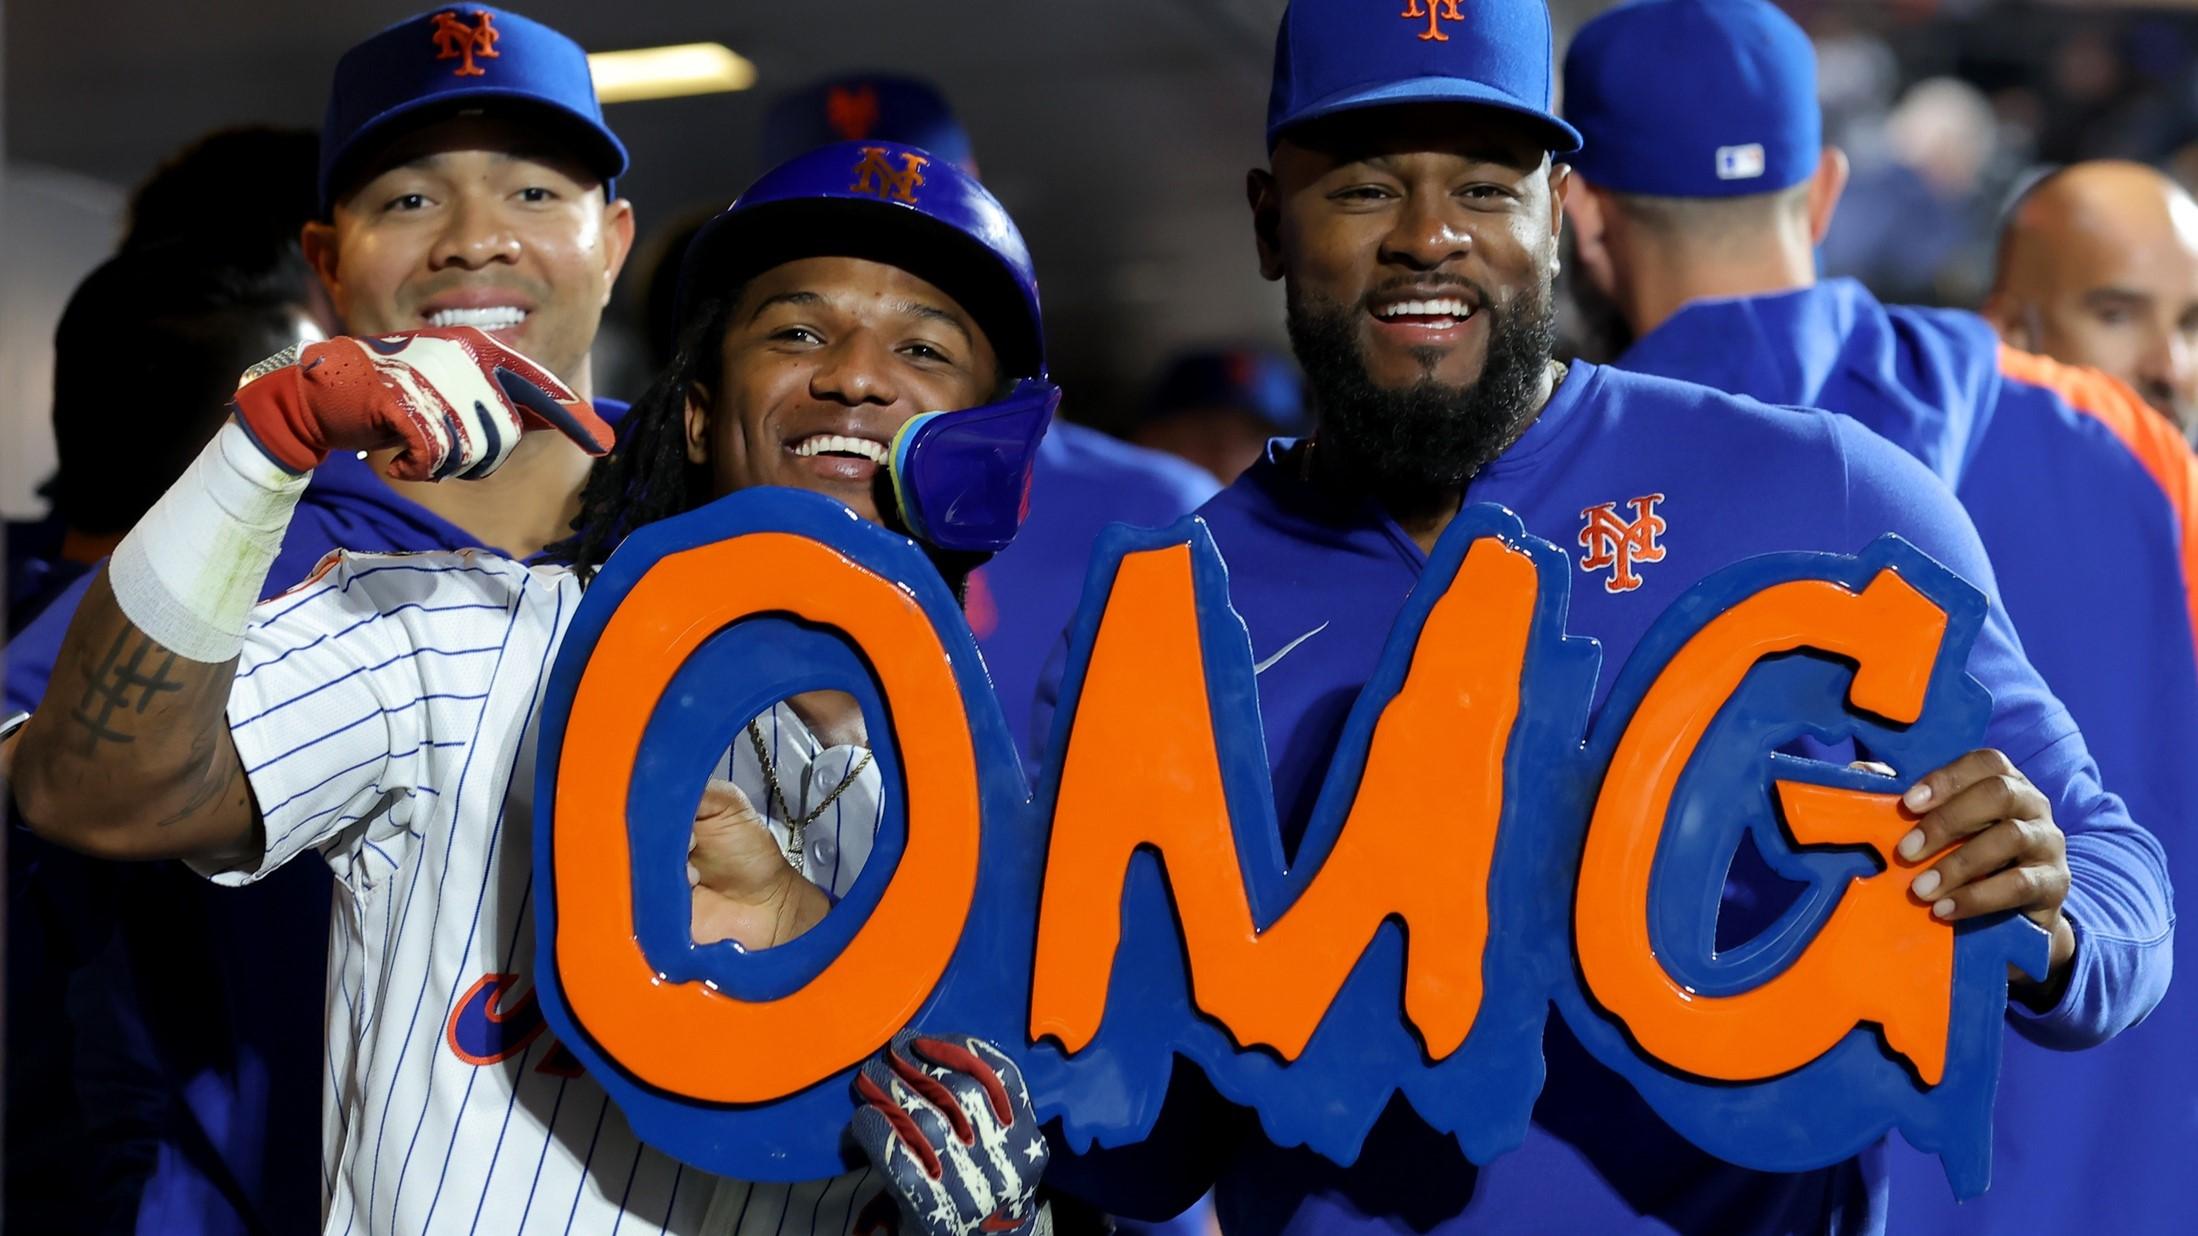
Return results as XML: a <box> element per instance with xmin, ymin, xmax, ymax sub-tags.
<box><xmin>588</xmin><ymin>43</ymin><xmax>756</xmax><ymax>103</ymax></box>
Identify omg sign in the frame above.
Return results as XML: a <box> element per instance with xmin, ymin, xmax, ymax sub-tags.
<box><xmin>532</xmin><ymin>489</ymin><xmax>2047</xmax><ymax>1198</ymax></box>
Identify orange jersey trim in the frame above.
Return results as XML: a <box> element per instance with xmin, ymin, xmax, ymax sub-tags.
<box><xmin>1998</xmin><ymin>344</ymin><xmax>2198</xmax><ymax>668</ymax></box>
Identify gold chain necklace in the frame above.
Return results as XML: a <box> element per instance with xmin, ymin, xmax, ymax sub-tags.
<box><xmin>745</xmin><ymin>720</ymin><xmax>874</xmax><ymax>875</ymax></box>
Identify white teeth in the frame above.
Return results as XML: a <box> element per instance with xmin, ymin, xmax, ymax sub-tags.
<box><xmin>1376</xmin><ymin>297</ymin><xmax>1473</xmax><ymax>320</ymax></box>
<box><xmin>791</xmin><ymin>434</ymin><xmax>888</xmax><ymax>465</ymax></box>
<box><xmin>427</xmin><ymin>306</ymin><xmax>528</xmax><ymax>330</ymax></box>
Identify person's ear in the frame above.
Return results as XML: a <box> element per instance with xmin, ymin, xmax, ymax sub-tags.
<box><xmin>301</xmin><ymin>219</ymin><xmax>344</xmax><ymax>320</ymax></box>
<box><xmin>682</xmin><ymin>382</ymin><xmax>713</xmax><ymax>466</ymax></box>
<box><xmin>1805</xmin><ymin>146</ymin><xmax>1851</xmax><ymax>245</ymax></box>
<box><xmin>598</xmin><ymin>197</ymin><xmax>639</xmax><ymax>307</ymax></box>
<box><xmin>1980</xmin><ymin>292</ymin><xmax>2035</xmax><ymax>350</ymax></box>
<box><xmin>1248</xmin><ymin>167</ymin><xmax>1285</xmax><ymax>283</ymax></box>
<box><xmin>1547</xmin><ymin>160</ymin><xmax>1573</xmax><ymax>245</ymax></box>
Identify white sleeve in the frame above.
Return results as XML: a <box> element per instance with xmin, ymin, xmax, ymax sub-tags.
<box><xmin>206</xmin><ymin>548</ymin><xmax>533</xmax><ymax>885</ymax></box>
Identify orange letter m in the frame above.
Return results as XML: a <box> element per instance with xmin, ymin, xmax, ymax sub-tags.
<box><xmin>1029</xmin><ymin>534</ymin><xmax>1543</xmax><ymax>1062</ymax></box>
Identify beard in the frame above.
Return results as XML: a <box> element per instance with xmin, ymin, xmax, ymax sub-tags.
<box><xmin>1285</xmin><ymin>270</ymin><xmax>1556</xmax><ymax>513</ymax></box>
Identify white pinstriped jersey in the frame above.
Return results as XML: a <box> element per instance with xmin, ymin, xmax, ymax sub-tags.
<box><xmin>211</xmin><ymin>547</ymin><xmax>889</xmax><ymax>1235</ymax></box>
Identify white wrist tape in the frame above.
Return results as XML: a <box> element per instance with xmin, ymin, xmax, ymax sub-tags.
<box><xmin>109</xmin><ymin>419</ymin><xmax>310</xmax><ymax>662</ymax></box>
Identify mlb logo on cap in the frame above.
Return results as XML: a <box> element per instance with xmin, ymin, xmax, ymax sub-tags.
<box><xmin>1716</xmin><ymin>143</ymin><xmax>1766</xmax><ymax>181</ymax></box>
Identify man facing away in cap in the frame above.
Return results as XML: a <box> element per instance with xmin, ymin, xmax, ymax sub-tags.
<box><xmin>1035</xmin><ymin>0</ymin><xmax>2171</xmax><ymax>1232</ymax></box>
<box><xmin>1</xmin><ymin>8</ymin><xmax>633</xmax><ymax>1232</ymax></box>
<box><xmin>1985</xmin><ymin>159</ymin><xmax>2198</xmax><ymax>443</ymax></box>
<box><xmin>1560</xmin><ymin>2</ymin><xmax>2198</xmax><ymax>1231</ymax></box>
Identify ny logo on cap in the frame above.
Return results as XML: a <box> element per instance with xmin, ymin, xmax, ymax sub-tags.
<box><xmin>431</xmin><ymin>9</ymin><xmax>501</xmax><ymax>78</ymax></box>
<box><xmin>1401</xmin><ymin>0</ymin><xmax>1466</xmax><ymax>42</ymax></box>
<box><xmin>850</xmin><ymin>146</ymin><xmax>929</xmax><ymax>203</ymax></box>
<box><xmin>827</xmin><ymin>85</ymin><xmax>882</xmax><ymax>141</ymax></box>
<box><xmin>1578</xmin><ymin>493</ymin><xmax>1668</xmax><ymax>593</ymax></box>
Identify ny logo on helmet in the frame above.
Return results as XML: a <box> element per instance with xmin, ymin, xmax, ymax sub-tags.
<box><xmin>1401</xmin><ymin>0</ymin><xmax>1467</xmax><ymax>42</ymax></box>
<box><xmin>850</xmin><ymin>146</ymin><xmax>929</xmax><ymax>203</ymax></box>
<box><xmin>431</xmin><ymin>9</ymin><xmax>500</xmax><ymax>77</ymax></box>
<box><xmin>1579</xmin><ymin>494</ymin><xmax>1668</xmax><ymax>593</ymax></box>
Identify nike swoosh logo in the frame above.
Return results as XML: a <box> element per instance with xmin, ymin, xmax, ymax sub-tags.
<box><xmin>1254</xmin><ymin>622</ymin><xmax>1329</xmax><ymax>675</ymax></box>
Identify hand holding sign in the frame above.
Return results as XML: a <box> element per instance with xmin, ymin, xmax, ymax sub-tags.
<box><xmin>1898</xmin><ymin>750</ymin><xmax>2076</xmax><ymax>1002</ymax></box>
<box><xmin>852</xmin><ymin>1031</ymin><xmax>1050</xmax><ymax>1236</ymax></box>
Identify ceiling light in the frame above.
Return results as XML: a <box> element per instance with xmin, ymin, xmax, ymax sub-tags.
<box><xmin>588</xmin><ymin>43</ymin><xmax>756</xmax><ymax>104</ymax></box>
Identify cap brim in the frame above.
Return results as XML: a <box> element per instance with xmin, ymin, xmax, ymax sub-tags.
<box><xmin>1271</xmin><ymin>76</ymin><xmax>1583</xmax><ymax>154</ymax></box>
<box><xmin>680</xmin><ymin>198</ymin><xmax>1045</xmax><ymax>380</ymax></box>
<box><xmin>321</xmin><ymin>90</ymin><xmax>629</xmax><ymax>211</ymax></box>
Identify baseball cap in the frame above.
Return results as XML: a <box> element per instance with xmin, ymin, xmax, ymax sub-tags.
<box><xmin>760</xmin><ymin>74</ymin><xmax>976</xmax><ymax>173</ymax></box>
<box><xmin>1266</xmin><ymin>0</ymin><xmax>1580</xmax><ymax>153</ymax></box>
<box><xmin>1145</xmin><ymin>350</ymin><xmax>1309</xmax><ymax>436</ymax></box>
<box><xmin>1563</xmin><ymin>0</ymin><xmax>1820</xmax><ymax>198</ymax></box>
<box><xmin>319</xmin><ymin>5</ymin><xmax>628</xmax><ymax>212</ymax></box>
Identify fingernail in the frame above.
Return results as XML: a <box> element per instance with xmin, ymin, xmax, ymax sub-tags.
<box><xmin>1933</xmin><ymin>898</ymin><xmax>1956</xmax><ymax>919</ymax></box>
<box><xmin>1911</xmin><ymin>869</ymin><xmax>1941</xmax><ymax>898</ymax></box>
<box><xmin>1897</xmin><ymin>829</ymin><xmax>1927</xmax><ymax>861</ymax></box>
<box><xmin>1904</xmin><ymin>783</ymin><xmax>1934</xmax><ymax>811</ymax></box>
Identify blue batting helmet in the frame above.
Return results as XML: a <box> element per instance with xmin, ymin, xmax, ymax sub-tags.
<box><xmin>678</xmin><ymin>140</ymin><xmax>1057</xmax><ymax>553</ymax></box>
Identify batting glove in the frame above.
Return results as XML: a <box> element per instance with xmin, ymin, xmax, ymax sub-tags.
<box><xmin>852</xmin><ymin>1031</ymin><xmax>1051</xmax><ymax>1236</ymax></box>
<box><xmin>229</xmin><ymin>327</ymin><xmax>611</xmax><ymax>480</ymax></box>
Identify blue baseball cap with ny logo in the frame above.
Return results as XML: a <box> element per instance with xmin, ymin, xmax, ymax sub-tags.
<box><xmin>1266</xmin><ymin>0</ymin><xmax>1581</xmax><ymax>153</ymax></box>
<box><xmin>319</xmin><ymin>5</ymin><xmax>628</xmax><ymax>212</ymax></box>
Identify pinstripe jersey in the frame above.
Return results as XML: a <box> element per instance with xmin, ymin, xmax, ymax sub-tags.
<box><xmin>209</xmin><ymin>546</ymin><xmax>889</xmax><ymax>1235</ymax></box>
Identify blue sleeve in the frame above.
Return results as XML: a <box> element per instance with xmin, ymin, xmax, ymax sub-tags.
<box><xmin>5</xmin><ymin>570</ymin><xmax>96</xmax><ymax>713</ymax></box>
<box><xmin>1834</xmin><ymin>417</ymin><xmax>2175</xmax><ymax>1049</ymax></box>
<box><xmin>4</xmin><ymin>506</ymin><xmax>369</xmax><ymax>716</ymax></box>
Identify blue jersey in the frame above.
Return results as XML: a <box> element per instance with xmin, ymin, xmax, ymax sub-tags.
<box><xmin>2</xmin><ymin>404</ymin><xmax>626</xmax><ymax>1236</ymax></box>
<box><xmin>968</xmin><ymin>419</ymin><xmax>1217</xmax><ymax>770</ymax></box>
<box><xmin>1037</xmin><ymin>363</ymin><xmax>2171</xmax><ymax>1235</ymax></box>
<box><xmin>1618</xmin><ymin>282</ymin><xmax>2198</xmax><ymax>1235</ymax></box>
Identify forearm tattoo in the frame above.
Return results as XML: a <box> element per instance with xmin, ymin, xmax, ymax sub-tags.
<box><xmin>69</xmin><ymin>629</ymin><xmax>187</xmax><ymax>752</ymax></box>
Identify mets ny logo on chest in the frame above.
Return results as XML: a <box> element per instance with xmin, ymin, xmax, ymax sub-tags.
<box><xmin>1579</xmin><ymin>493</ymin><xmax>1668</xmax><ymax>593</ymax></box>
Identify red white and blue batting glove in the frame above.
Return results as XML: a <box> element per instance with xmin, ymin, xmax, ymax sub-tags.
<box><xmin>852</xmin><ymin>1031</ymin><xmax>1050</xmax><ymax>1236</ymax></box>
<box><xmin>229</xmin><ymin>327</ymin><xmax>612</xmax><ymax>481</ymax></box>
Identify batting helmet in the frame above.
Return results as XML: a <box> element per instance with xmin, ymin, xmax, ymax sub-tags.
<box><xmin>679</xmin><ymin>140</ymin><xmax>1058</xmax><ymax>553</ymax></box>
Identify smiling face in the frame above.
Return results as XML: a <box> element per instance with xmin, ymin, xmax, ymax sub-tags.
<box><xmin>1250</xmin><ymin>104</ymin><xmax>1567</xmax><ymax>505</ymax></box>
<box><xmin>1255</xmin><ymin>104</ymin><xmax>1565</xmax><ymax>391</ymax></box>
<box><xmin>303</xmin><ymin>113</ymin><xmax>635</xmax><ymax>388</ymax></box>
<box><xmin>682</xmin><ymin>255</ymin><xmax>1002</xmax><ymax>522</ymax></box>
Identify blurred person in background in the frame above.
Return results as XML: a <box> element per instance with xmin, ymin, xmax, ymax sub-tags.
<box><xmin>1561</xmin><ymin>4</ymin><xmax>2198</xmax><ymax>1232</ymax></box>
<box><xmin>5</xmin><ymin>239</ymin><xmax>319</xmax><ymax>634</ymax></box>
<box><xmin>1985</xmin><ymin>160</ymin><xmax>2198</xmax><ymax>441</ymax></box>
<box><xmin>3</xmin><ymin>238</ymin><xmax>323</xmax><ymax>1234</ymax></box>
<box><xmin>3</xmin><ymin>8</ymin><xmax>635</xmax><ymax>1234</ymax></box>
<box><xmin>1128</xmin><ymin>348</ymin><xmax>1309</xmax><ymax>484</ymax></box>
<box><xmin>5</xmin><ymin>128</ymin><xmax>325</xmax><ymax>635</ymax></box>
<box><xmin>120</xmin><ymin>126</ymin><xmax>339</xmax><ymax>330</ymax></box>
<box><xmin>757</xmin><ymin>71</ymin><xmax>1218</xmax><ymax>774</ymax></box>
<box><xmin>1818</xmin><ymin>76</ymin><xmax>2001</xmax><ymax>305</ymax></box>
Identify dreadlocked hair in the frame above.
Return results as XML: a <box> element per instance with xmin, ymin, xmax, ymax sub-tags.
<box><xmin>546</xmin><ymin>290</ymin><xmax>741</xmax><ymax>584</ymax></box>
